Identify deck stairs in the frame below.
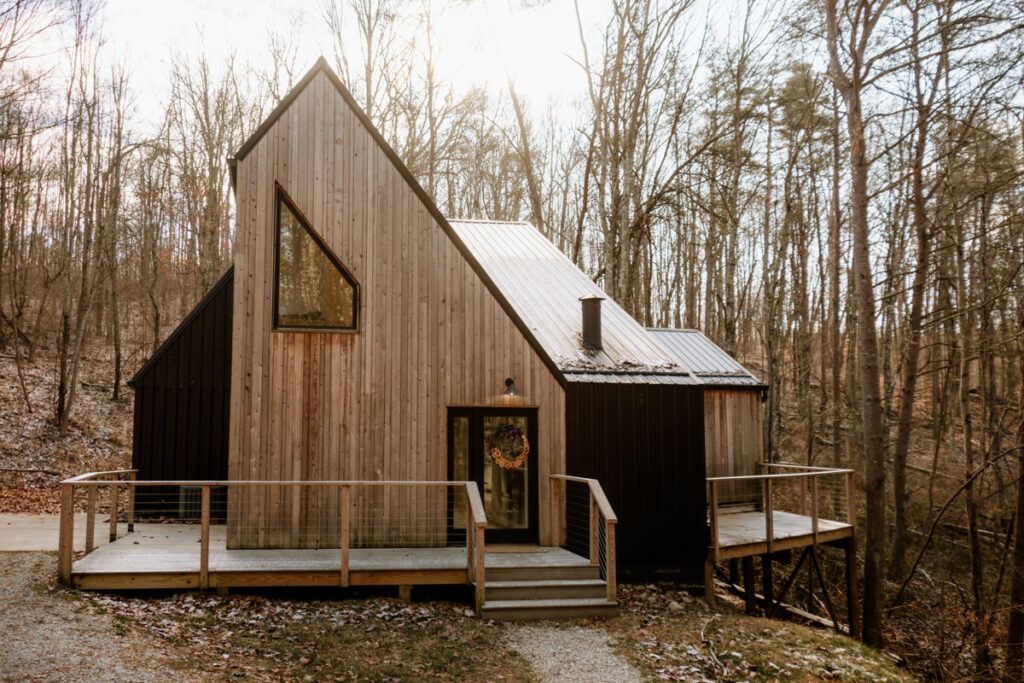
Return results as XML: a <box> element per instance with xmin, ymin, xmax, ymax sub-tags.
<box><xmin>479</xmin><ymin>562</ymin><xmax>618</xmax><ymax>620</ymax></box>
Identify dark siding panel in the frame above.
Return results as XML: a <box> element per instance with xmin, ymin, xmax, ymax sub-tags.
<box><xmin>131</xmin><ymin>271</ymin><xmax>234</xmax><ymax>516</ymax></box>
<box><xmin>565</xmin><ymin>382</ymin><xmax>707</xmax><ymax>587</ymax></box>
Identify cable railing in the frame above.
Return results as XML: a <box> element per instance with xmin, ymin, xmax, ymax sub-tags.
<box><xmin>550</xmin><ymin>474</ymin><xmax>617</xmax><ymax>603</ymax></box>
<box><xmin>58</xmin><ymin>475</ymin><xmax>487</xmax><ymax>609</ymax></box>
<box><xmin>707</xmin><ymin>463</ymin><xmax>855</xmax><ymax>563</ymax></box>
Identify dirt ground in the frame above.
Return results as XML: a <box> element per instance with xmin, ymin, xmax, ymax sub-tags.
<box><xmin>0</xmin><ymin>553</ymin><xmax>198</xmax><ymax>683</ymax></box>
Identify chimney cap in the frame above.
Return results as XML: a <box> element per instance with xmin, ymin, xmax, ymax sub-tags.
<box><xmin>579</xmin><ymin>294</ymin><xmax>605</xmax><ymax>302</ymax></box>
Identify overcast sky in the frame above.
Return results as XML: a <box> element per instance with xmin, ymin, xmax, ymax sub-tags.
<box><xmin>96</xmin><ymin>0</ymin><xmax>612</xmax><ymax>128</ymax></box>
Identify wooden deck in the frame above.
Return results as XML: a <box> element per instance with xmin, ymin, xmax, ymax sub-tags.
<box><xmin>70</xmin><ymin>524</ymin><xmax>590</xmax><ymax>591</ymax></box>
<box><xmin>713</xmin><ymin>509</ymin><xmax>854</xmax><ymax>560</ymax></box>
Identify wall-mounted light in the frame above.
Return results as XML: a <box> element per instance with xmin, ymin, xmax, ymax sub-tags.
<box><xmin>503</xmin><ymin>377</ymin><xmax>520</xmax><ymax>396</ymax></box>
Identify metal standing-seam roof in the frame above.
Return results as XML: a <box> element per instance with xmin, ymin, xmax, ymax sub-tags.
<box><xmin>647</xmin><ymin>328</ymin><xmax>762</xmax><ymax>387</ymax></box>
<box><xmin>448</xmin><ymin>219</ymin><xmax>695</xmax><ymax>384</ymax></box>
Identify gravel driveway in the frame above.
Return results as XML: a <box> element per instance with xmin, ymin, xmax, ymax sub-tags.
<box><xmin>0</xmin><ymin>553</ymin><xmax>200</xmax><ymax>682</ymax></box>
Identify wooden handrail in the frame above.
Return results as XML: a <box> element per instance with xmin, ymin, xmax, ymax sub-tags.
<box><xmin>549</xmin><ymin>474</ymin><xmax>617</xmax><ymax>603</ymax></box>
<box><xmin>706</xmin><ymin>469</ymin><xmax>852</xmax><ymax>483</ymax></box>
<box><xmin>551</xmin><ymin>474</ymin><xmax>617</xmax><ymax>523</ymax></box>
<box><xmin>63</xmin><ymin>469</ymin><xmax>138</xmax><ymax>483</ymax></box>
<box><xmin>760</xmin><ymin>463</ymin><xmax>851</xmax><ymax>472</ymax></box>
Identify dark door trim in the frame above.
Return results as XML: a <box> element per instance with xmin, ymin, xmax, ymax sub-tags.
<box><xmin>447</xmin><ymin>406</ymin><xmax>539</xmax><ymax>545</ymax></box>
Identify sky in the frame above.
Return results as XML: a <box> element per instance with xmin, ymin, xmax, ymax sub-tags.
<box><xmin>96</xmin><ymin>0</ymin><xmax>603</xmax><ymax>129</ymax></box>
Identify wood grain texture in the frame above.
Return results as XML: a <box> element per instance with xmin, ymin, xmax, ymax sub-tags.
<box><xmin>228</xmin><ymin>72</ymin><xmax>564</xmax><ymax>548</ymax></box>
<box><xmin>703</xmin><ymin>389</ymin><xmax>763</xmax><ymax>505</ymax></box>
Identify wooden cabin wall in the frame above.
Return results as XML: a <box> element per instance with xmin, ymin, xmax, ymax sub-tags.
<box><xmin>703</xmin><ymin>388</ymin><xmax>763</xmax><ymax>505</ymax></box>
<box><xmin>228</xmin><ymin>71</ymin><xmax>564</xmax><ymax>549</ymax></box>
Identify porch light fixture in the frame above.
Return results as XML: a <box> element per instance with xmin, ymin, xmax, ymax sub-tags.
<box><xmin>503</xmin><ymin>377</ymin><xmax>520</xmax><ymax>396</ymax></box>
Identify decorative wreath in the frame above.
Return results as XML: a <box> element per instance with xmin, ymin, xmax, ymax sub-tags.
<box><xmin>489</xmin><ymin>422</ymin><xmax>530</xmax><ymax>470</ymax></box>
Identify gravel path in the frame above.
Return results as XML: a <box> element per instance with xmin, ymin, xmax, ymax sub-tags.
<box><xmin>505</xmin><ymin>623</ymin><xmax>642</xmax><ymax>683</ymax></box>
<box><xmin>0</xmin><ymin>552</ymin><xmax>200</xmax><ymax>682</ymax></box>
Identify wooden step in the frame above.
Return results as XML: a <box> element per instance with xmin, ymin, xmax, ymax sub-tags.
<box><xmin>480</xmin><ymin>597</ymin><xmax>618</xmax><ymax>621</ymax></box>
<box><xmin>485</xmin><ymin>564</ymin><xmax>601</xmax><ymax>582</ymax></box>
<box><xmin>484</xmin><ymin>578</ymin><xmax>608</xmax><ymax>601</ymax></box>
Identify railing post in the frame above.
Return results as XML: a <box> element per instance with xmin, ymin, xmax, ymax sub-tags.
<box><xmin>709</xmin><ymin>479</ymin><xmax>720</xmax><ymax>563</ymax></box>
<box><xmin>127</xmin><ymin>472</ymin><xmax>136</xmax><ymax>533</ymax></box>
<box><xmin>475</xmin><ymin>521</ymin><xmax>485</xmax><ymax>612</ymax></box>
<box><xmin>58</xmin><ymin>482</ymin><xmax>74</xmax><ymax>584</ymax></box>
<box><xmin>108</xmin><ymin>481</ymin><xmax>119</xmax><ymax>542</ymax></box>
<box><xmin>589</xmin><ymin>492</ymin><xmax>599</xmax><ymax>565</ymax></box>
<box><xmin>200</xmin><ymin>485</ymin><xmax>210</xmax><ymax>589</ymax></box>
<box><xmin>85</xmin><ymin>485</ymin><xmax>97</xmax><ymax>554</ymax></box>
<box><xmin>340</xmin><ymin>484</ymin><xmax>351</xmax><ymax>587</ymax></box>
<box><xmin>765</xmin><ymin>478</ymin><xmax>774</xmax><ymax>555</ymax></box>
<box><xmin>811</xmin><ymin>475</ymin><xmax>820</xmax><ymax>545</ymax></box>
<box><xmin>605</xmin><ymin>519</ymin><xmax>617</xmax><ymax>603</ymax></box>
<box><xmin>550</xmin><ymin>476</ymin><xmax>561</xmax><ymax>547</ymax></box>
<box><xmin>465</xmin><ymin>485</ymin><xmax>476</xmax><ymax>583</ymax></box>
<box><xmin>846</xmin><ymin>469</ymin><xmax>856</xmax><ymax>524</ymax></box>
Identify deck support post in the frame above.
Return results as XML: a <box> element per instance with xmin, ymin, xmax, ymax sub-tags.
<box><xmin>762</xmin><ymin>553</ymin><xmax>774</xmax><ymax>608</ymax></box>
<box><xmin>85</xmin><ymin>486</ymin><xmax>97</xmax><ymax>554</ymax></box>
<box><xmin>474</xmin><ymin>522</ymin><xmax>485</xmax><ymax>613</ymax></box>
<box><xmin>846</xmin><ymin>535</ymin><xmax>861</xmax><ymax>640</ymax></box>
<box><xmin>605</xmin><ymin>519</ymin><xmax>616</xmax><ymax>603</ymax></box>
<box><xmin>742</xmin><ymin>556</ymin><xmax>756</xmax><ymax>614</ymax></box>
<box><xmin>200</xmin><ymin>485</ymin><xmax>210</xmax><ymax>589</ymax></box>
<box><xmin>340</xmin><ymin>485</ymin><xmax>351</xmax><ymax>587</ymax></box>
<box><xmin>704</xmin><ymin>556</ymin><xmax>715</xmax><ymax>599</ymax></box>
<box><xmin>108</xmin><ymin>483</ymin><xmax>119</xmax><ymax>542</ymax></box>
<box><xmin>398</xmin><ymin>584</ymin><xmax>412</xmax><ymax>602</ymax></box>
<box><xmin>58</xmin><ymin>483</ymin><xmax>74</xmax><ymax>584</ymax></box>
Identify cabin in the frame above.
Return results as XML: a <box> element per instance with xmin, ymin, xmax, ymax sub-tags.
<box><xmin>58</xmin><ymin>58</ymin><xmax>857</xmax><ymax>631</ymax></box>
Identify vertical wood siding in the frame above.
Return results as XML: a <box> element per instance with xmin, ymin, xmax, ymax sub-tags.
<box><xmin>703</xmin><ymin>389</ymin><xmax>763</xmax><ymax>505</ymax></box>
<box><xmin>228</xmin><ymin>72</ymin><xmax>564</xmax><ymax>548</ymax></box>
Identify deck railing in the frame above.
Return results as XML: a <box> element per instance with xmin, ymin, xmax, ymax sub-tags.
<box><xmin>550</xmin><ymin>474</ymin><xmax>617</xmax><ymax>602</ymax></box>
<box><xmin>707</xmin><ymin>463</ymin><xmax>855</xmax><ymax>562</ymax></box>
<box><xmin>58</xmin><ymin>476</ymin><xmax>487</xmax><ymax>608</ymax></box>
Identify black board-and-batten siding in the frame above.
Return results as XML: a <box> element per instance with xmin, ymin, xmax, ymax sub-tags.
<box><xmin>129</xmin><ymin>269</ymin><xmax>233</xmax><ymax>517</ymax></box>
<box><xmin>564</xmin><ymin>381</ymin><xmax>708</xmax><ymax>587</ymax></box>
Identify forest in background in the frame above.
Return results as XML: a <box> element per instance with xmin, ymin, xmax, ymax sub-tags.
<box><xmin>1</xmin><ymin>0</ymin><xmax>1024</xmax><ymax>678</ymax></box>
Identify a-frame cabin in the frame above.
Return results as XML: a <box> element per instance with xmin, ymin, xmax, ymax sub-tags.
<box><xmin>62</xmin><ymin>59</ymin><xmax>857</xmax><ymax>629</ymax></box>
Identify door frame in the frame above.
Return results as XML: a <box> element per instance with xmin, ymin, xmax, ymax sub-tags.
<box><xmin>447</xmin><ymin>406</ymin><xmax>539</xmax><ymax>545</ymax></box>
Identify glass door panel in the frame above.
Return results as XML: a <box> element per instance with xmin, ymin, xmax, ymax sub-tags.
<box><xmin>482</xmin><ymin>416</ymin><xmax>529</xmax><ymax>531</ymax></box>
<box><xmin>447</xmin><ymin>407</ymin><xmax>538</xmax><ymax>544</ymax></box>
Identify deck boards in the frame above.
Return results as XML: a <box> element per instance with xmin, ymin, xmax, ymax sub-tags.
<box><xmin>71</xmin><ymin>524</ymin><xmax>589</xmax><ymax>587</ymax></box>
<box><xmin>714</xmin><ymin>510</ymin><xmax>853</xmax><ymax>560</ymax></box>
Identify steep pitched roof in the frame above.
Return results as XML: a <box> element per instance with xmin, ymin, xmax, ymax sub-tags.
<box><xmin>231</xmin><ymin>59</ymin><xmax>567</xmax><ymax>386</ymax></box>
<box><xmin>647</xmin><ymin>328</ymin><xmax>762</xmax><ymax>387</ymax></box>
<box><xmin>449</xmin><ymin>220</ymin><xmax>695</xmax><ymax>384</ymax></box>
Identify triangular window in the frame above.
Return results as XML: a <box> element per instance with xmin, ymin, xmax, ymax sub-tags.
<box><xmin>274</xmin><ymin>188</ymin><xmax>358</xmax><ymax>330</ymax></box>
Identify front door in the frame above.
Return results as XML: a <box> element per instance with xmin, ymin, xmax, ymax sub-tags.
<box><xmin>448</xmin><ymin>407</ymin><xmax>538</xmax><ymax>544</ymax></box>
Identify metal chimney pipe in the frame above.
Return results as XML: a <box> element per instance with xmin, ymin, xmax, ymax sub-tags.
<box><xmin>580</xmin><ymin>295</ymin><xmax>605</xmax><ymax>351</ymax></box>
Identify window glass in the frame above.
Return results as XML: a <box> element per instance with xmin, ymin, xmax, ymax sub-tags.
<box><xmin>276</xmin><ymin>197</ymin><xmax>356</xmax><ymax>329</ymax></box>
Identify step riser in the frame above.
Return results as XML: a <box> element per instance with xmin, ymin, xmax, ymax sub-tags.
<box><xmin>482</xmin><ymin>605</ymin><xmax>619</xmax><ymax>621</ymax></box>
<box><xmin>486</xmin><ymin>566</ymin><xmax>601</xmax><ymax>582</ymax></box>
<box><xmin>485</xmin><ymin>584</ymin><xmax>608</xmax><ymax>601</ymax></box>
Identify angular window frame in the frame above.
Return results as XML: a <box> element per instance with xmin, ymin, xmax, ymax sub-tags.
<box><xmin>272</xmin><ymin>184</ymin><xmax>360</xmax><ymax>332</ymax></box>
